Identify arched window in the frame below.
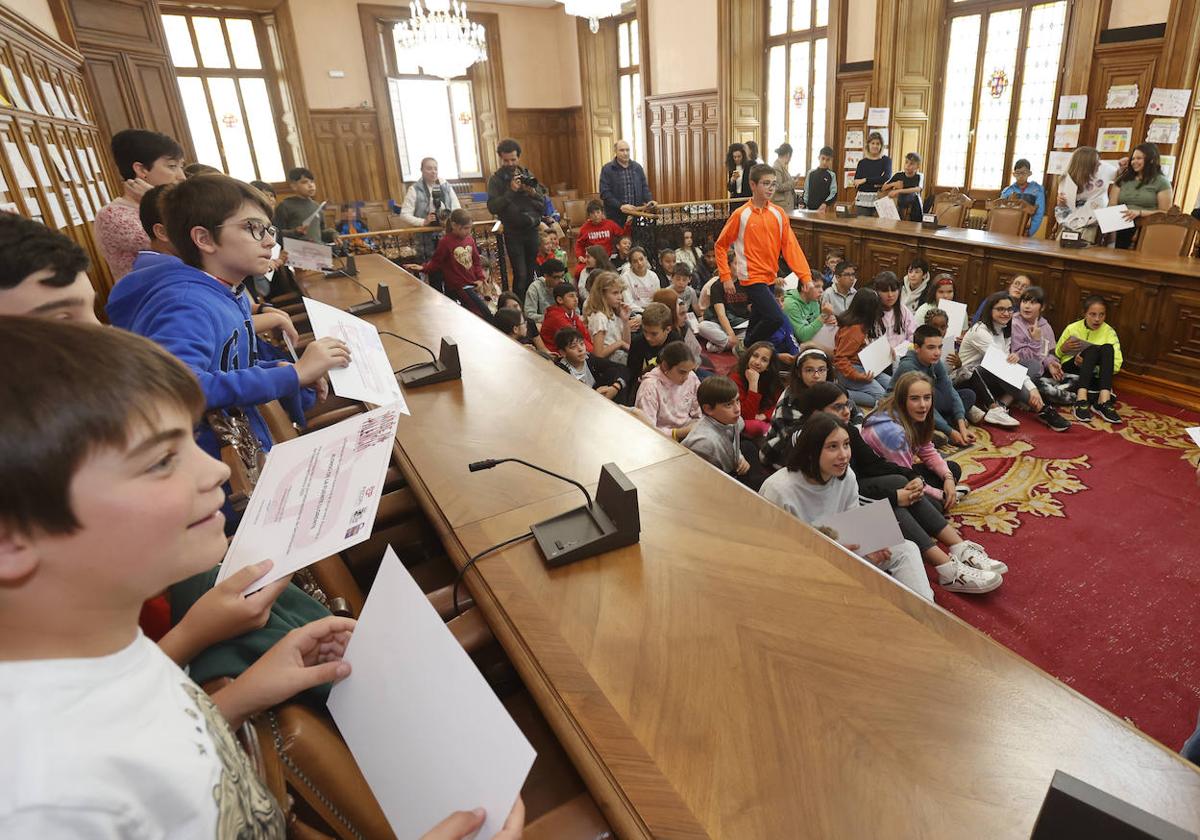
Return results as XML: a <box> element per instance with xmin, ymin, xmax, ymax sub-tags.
<box><xmin>764</xmin><ymin>0</ymin><xmax>829</xmax><ymax>171</ymax></box>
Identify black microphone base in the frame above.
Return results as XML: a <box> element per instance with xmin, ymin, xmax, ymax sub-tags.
<box><xmin>531</xmin><ymin>463</ymin><xmax>639</xmax><ymax>568</ymax></box>
<box><xmin>348</xmin><ymin>299</ymin><xmax>392</xmax><ymax>316</ymax></box>
<box><xmin>397</xmin><ymin>337</ymin><xmax>461</xmax><ymax>388</ymax></box>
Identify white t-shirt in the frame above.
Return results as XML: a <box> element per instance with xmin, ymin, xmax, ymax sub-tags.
<box><xmin>621</xmin><ymin>264</ymin><xmax>660</xmax><ymax>312</ymax></box>
<box><xmin>0</xmin><ymin>633</ymin><xmax>283</xmax><ymax>837</ymax></box>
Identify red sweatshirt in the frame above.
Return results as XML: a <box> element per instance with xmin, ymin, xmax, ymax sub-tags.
<box><xmin>420</xmin><ymin>231</ymin><xmax>484</xmax><ymax>292</ymax></box>
<box><xmin>540</xmin><ymin>306</ymin><xmax>593</xmax><ymax>354</ymax></box>
<box><xmin>573</xmin><ymin>218</ymin><xmax>631</xmax><ymax>272</ymax></box>
<box><xmin>730</xmin><ymin>371</ymin><xmax>779</xmax><ymax>423</ymax></box>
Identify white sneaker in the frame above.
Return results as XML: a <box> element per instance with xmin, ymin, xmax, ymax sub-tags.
<box><xmin>950</xmin><ymin>540</ymin><xmax>1008</xmax><ymax>575</ymax></box>
<box><xmin>983</xmin><ymin>405</ymin><xmax>1020</xmax><ymax>428</ymax></box>
<box><xmin>937</xmin><ymin>559</ymin><xmax>1003</xmax><ymax>594</ymax></box>
<box><xmin>955</xmin><ymin>484</ymin><xmax>970</xmax><ymax>500</ymax></box>
<box><xmin>967</xmin><ymin>405</ymin><xmax>985</xmax><ymax>424</ymax></box>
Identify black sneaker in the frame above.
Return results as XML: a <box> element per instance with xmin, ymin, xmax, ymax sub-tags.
<box><xmin>1095</xmin><ymin>399</ymin><xmax>1122</xmax><ymax>424</ymax></box>
<box><xmin>1073</xmin><ymin>400</ymin><xmax>1093</xmax><ymax>422</ymax></box>
<box><xmin>1037</xmin><ymin>406</ymin><xmax>1071</xmax><ymax>432</ymax></box>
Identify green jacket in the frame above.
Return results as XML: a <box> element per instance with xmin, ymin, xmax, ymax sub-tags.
<box><xmin>782</xmin><ymin>290</ymin><xmax>824</xmax><ymax>342</ymax></box>
<box><xmin>1054</xmin><ymin>318</ymin><xmax>1122</xmax><ymax>372</ymax></box>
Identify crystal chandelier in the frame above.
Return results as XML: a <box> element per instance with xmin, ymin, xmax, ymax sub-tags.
<box><xmin>558</xmin><ymin>0</ymin><xmax>624</xmax><ymax>33</ymax></box>
<box><xmin>395</xmin><ymin>0</ymin><xmax>487</xmax><ymax>80</ymax></box>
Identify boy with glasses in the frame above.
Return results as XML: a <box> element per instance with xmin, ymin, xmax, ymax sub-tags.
<box><xmin>820</xmin><ymin>260</ymin><xmax>858</xmax><ymax>317</ymax></box>
<box><xmin>107</xmin><ymin>174</ymin><xmax>351</xmax><ymax>470</ymax></box>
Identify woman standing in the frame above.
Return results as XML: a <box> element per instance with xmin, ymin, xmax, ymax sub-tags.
<box><xmin>770</xmin><ymin>143</ymin><xmax>797</xmax><ymax>211</ymax></box>
<box><xmin>1107</xmin><ymin>143</ymin><xmax>1172</xmax><ymax>249</ymax></box>
<box><xmin>852</xmin><ymin>132</ymin><xmax>892</xmax><ymax>217</ymax></box>
<box><xmin>726</xmin><ymin>143</ymin><xmax>752</xmax><ymax>209</ymax></box>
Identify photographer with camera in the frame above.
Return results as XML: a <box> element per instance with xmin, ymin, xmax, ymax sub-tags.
<box><xmin>486</xmin><ymin>138</ymin><xmax>547</xmax><ymax>300</ymax></box>
<box><xmin>399</xmin><ymin>157</ymin><xmax>461</xmax><ymax>228</ymax></box>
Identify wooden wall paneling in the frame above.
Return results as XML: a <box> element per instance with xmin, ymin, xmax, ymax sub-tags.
<box><xmin>834</xmin><ymin>70</ymin><xmax>871</xmax><ymax>205</ymax></box>
<box><xmin>576</xmin><ymin>16</ymin><xmax>619</xmax><ymax>195</ymax></box>
<box><xmin>1085</xmin><ymin>43</ymin><xmax>1157</xmax><ymax>167</ymax></box>
<box><xmin>506</xmin><ymin>107</ymin><xmax>581</xmax><ymax>193</ymax></box>
<box><xmin>718</xmin><ymin>0</ymin><xmax>763</xmax><ymax>147</ymax></box>
<box><xmin>924</xmin><ymin>247</ymin><xmax>974</xmax><ymax>306</ymax></box>
<box><xmin>1155</xmin><ymin>286</ymin><xmax>1200</xmax><ymax>382</ymax></box>
<box><xmin>307</xmin><ymin>108</ymin><xmax>388</xmax><ymax>205</ymax></box>
<box><xmin>1153</xmin><ymin>0</ymin><xmax>1200</xmax><ymax>201</ymax></box>
<box><xmin>645</xmin><ymin>90</ymin><xmax>719</xmax><ymax>203</ymax></box>
<box><xmin>860</xmin><ymin>237</ymin><xmax>908</xmax><ymax>279</ymax></box>
<box><xmin>1060</xmin><ymin>268</ymin><xmax>1150</xmax><ymax>362</ymax></box>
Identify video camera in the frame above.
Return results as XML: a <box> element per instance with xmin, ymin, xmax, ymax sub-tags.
<box><xmin>430</xmin><ymin>186</ymin><xmax>451</xmax><ymax>223</ymax></box>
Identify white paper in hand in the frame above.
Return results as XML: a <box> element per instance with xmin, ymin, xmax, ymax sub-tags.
<box><xmin>217</xmin><ymin>404</ymin><xmax>402</xmax><ymax>593</ymax></box>
<box><xmin>938</xmin><ymin>299</ymin><xmax>968</xmax><ymax>339</ymax></box>
<box><xmin>819</xmin><ymin>499</ymin><xmax>904</xmax><ymax>557</ymax></box>
<box><xmin>328</xmin><ymin>547</ymin><xmax>535</xmax><ymax>840</ymax></box>
<box><xmin>264</xmin><ymin>243</ymin><xmax>281</xmax><ymax>282</ymax></box>
<box><xmin>1185</xmin><ymin>427</ymin><xmax>1200</xmax><ymax>448</ymax></box>
<box><xmin>813</xmin><ymin>323</ymin><xmax>837</xmax><ymax>350</ymax></box>
<box><xmin>1093</xmin><ymin>205</ymin><xmax>1135</xmax><ymax>234</ymax></box>
<box><xmin>302</xmin><ymin>297</ymin><xmax>407</xmax><ymax>409</ymax></box>
<box><xmin>857</xmin><ymin>333</ymin><xmax>893</xmax><ymax>377</ymax></box>
<box><xmin>283</xmin><ymin>236</ymin><xmax>334</xmax><ymax>271</ymax></box>
<box><xmin>981</xmin><ymin>346</ymin><xmax>1029</xmax><ymax>390</ymax></box>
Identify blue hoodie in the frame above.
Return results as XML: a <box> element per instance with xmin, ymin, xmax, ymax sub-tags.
<box><xmin>106</xmin><ymin>257</ymin><xmax>311</xmax><ymax>460</ymax></box>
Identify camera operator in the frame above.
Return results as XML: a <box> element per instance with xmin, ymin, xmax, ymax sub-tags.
<box><xmin>486</xmin><ymin>138</ymin><xmax>547</xmax><ymax>300</ymax></box>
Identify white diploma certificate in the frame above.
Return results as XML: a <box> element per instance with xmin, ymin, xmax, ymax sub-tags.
<box><xmin>302</xmin><ymin>297</ymin><xmax>407</xmax><ymax>409</ymax></box>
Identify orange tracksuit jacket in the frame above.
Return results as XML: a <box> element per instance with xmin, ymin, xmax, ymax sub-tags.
<box><xmin>715</xmin><ymin>201</ymin><xmax>813</xmax><ymax>288</ymax></box>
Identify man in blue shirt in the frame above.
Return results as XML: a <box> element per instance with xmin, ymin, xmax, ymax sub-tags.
<box><xmin>999</xmin><ymin>158</ymin><xmax>1045</xmax><ymax>237</ymax></box>
<box><xmin>598</xmin><ymin>139</ymin><xmax>654</xmax><ymax>227</ymax></box>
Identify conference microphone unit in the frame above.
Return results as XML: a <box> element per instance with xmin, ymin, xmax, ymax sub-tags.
<box><xmin>468</xmin><ymin>458</ymin><xmax>640</xmax><ymax>568</ymax></box>
<box><xmin>347</xmin><ymin>282</ymin><xmax>392</xmax><ymax>317</ymax></box>
<box><xmin>398</xmin><ymin>336</ymin><xmax>460</xmax><ymax>387</ymax></box>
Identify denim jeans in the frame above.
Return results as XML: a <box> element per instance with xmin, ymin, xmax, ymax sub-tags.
<box><xmin>840</xmin><ymin>366</ymin><xmax>892</xmax><ymax>408</ymax></box>
<box><xmin>744</xmin><ymin>281</ymin><xmax>787</xmax><ymax>347</ymax></box>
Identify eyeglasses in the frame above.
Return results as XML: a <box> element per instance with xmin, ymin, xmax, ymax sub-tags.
<box><xmin>219</xmin><ymin>219</ymin><xmax>277</xmax><ymax>242</ymax></box>
<box><xmin>993</xmin><ymin>306</ymin><xmax>1014</xmax><ymax>313</ymax></box>
<box><xmin>830</xmin><ymin>401</ymin><xmax>851</xmax><ymax>413</ymax></box>
<box><xmin>802</xmin><ymin>366</ymin><xmax>828</xmax><ymax>376</ymax></box>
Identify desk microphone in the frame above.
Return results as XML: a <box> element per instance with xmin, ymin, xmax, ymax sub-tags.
<box><xmin>467</xmin><ymin>459</ymin><xmax>639</xmax><ymax>568</ymax></box>
<box><xmin>380</xmin><ymin>331</ymin><xmax>461</xmax><ymax>387</ymax></box>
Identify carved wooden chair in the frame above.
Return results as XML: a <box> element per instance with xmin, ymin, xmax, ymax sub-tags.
<box><xmin>984</xmin><ymin>197</ymin><xmax>1035</xmax><ymax>237</ymax></box>
<box><xmin>1134</xmin><ymin>206</ymin><xmax>1200</xmax><ymax>257</ymax></box>
<box><xmin>931</xmin><ymin>188</ymin><xmax>973</xmax><ymax>228</ymax></box>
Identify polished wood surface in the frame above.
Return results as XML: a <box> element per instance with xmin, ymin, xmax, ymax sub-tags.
<box><xmin>309</xmin><ymin>109</ymin><xmax>389</xmax><ymax>207</ymax></box>
<box><xmin>789</xmin><ymin>210</ymin><xmax>1200</xmax><ymax>407</ymax></box>
<box><xmin>645</xmin><ymin>90</ymin><xmax>721</xmax><ymax>204</ymax></box>
<box><xmin>506</xmin><ymin>108</ymin><xmax>584</xmax><ymax>194</ymax></box>
<box><xmin>299</xmin><ymin>255</ymin><xmax>1200</xmax><ymax>839</ymax></box>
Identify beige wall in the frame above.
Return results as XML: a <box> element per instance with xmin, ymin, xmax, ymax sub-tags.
<box><xmin>1107</xmin><ymin>0</ymin><xmax>1170</xmax><ymax>28</ymax></box>
<box><xmin>648</xmin><ymin>0</ymin><xmax>717</xmax><ymax>94</ymax></box>
<box><xmin>289</xmin><ymin>0</ymin><xmax>581</xmax><ymax>110</ymax></box>
<box><xmin>845</xmin><ymin>0</ymin><xmax>876</xmax><ymax>63</ymax></box>
<box><xmin>7</xmin><ymin>0</ymin><xmax>60</xmax><ymax>37</ymax></box>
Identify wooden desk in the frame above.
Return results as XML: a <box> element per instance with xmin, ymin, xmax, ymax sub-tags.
<box><xmin>788</xmin><ymin>211</ymin><xmax>1200</xmax><ymax>407</ymax></box>
<box><xmin>301</xmin><ymin>256</ymin><xmax>1200</xmax><ymax>839</ymax></box>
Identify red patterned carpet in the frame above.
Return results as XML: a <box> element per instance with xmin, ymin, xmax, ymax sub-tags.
<box><xmin>935</xmin><ymin>392</ymin><xmax>1200</xmax><ymax>751</ymax></box>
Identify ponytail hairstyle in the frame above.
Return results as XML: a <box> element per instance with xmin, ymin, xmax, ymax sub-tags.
<box><xmin>445</xmin><ymin>207</ymin><xmax>472</xmax><ymax>233</ymax></box>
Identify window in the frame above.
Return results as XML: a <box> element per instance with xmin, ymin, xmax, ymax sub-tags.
<box><xmin>617</xmin><ymin>16</ymin><xmax>643</xmax><ymax>164</ymax></box>
<box><xmin>379</xmin><ymin>21</ymin><xmax>481</xmax><ymax>180</ymax></box>
<box><xmin>765</xmin><ymin>0</ymin><xmax>829</xmax><ymax>171</ymax></box>
<box><xmin>161</xmin><ymin>10</ymin><xmax>294</xmax><ymax>183</ymax></box>
<box><xmin>934</xmin><ymin>0</ymin><xmax>1067</xmax><ymax>192</ymax></box>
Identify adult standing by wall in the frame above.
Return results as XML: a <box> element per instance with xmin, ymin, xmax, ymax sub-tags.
<box><xmin>716</xmin><ymin>164</ymin><xmax>813</xmax><ymax>347</ymax></box>
<box><xmin>398</xmin><ymin>156</ymin><xmax>461</xmax><ymax>261</ymax></box>
<box><xmin>487</xmin><ymin>138</ymin><xmax>547</xmax><ymax>300</ymax></box>
<box><xmin>770</xmin><ymin>143</ymin><xmax>797</xmax><ymax>211</ymax></box>
<box><xmin>726</xmin><ymin>143</ymin><xmax>752</xmax><ymax>210</ymax></box>
<box><xmin>599</xmin><ymin>139</ymin><xmax>654</xmax><ymax>228</ymax></box>
<box><xmin>851</xmin><ymin>132</ymin><xmax>891</xmax><ymax>217</ymax></box>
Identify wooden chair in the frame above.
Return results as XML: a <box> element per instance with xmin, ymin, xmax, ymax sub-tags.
<box><xmin>364</xmin><ymin>210</ymin><xmax>392</xmax><ymax>231</ymax></box>
<box><xmin>563</xmin><ymin>199</ymin><xmax>589</xmax><ymax>228</ymax></box>
<box><xmin>984</xmin><ymin>198</ymin><xmax>1035</xmax><ymax>237</ymax></box>
<box><xmin>1134</xmin><ymin>206</ymin><xmax>1200</xmax><ymax>257</ymax></box>
<box><xmin>931</xmin><ymin>188</ymin><xmax>973</xmax><ymax>228</ymax></box>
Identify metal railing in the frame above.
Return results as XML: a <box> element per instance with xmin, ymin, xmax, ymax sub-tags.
<box><xmin>336</xmin><ymin>219</ymin><xmax>509</xmax><ymax>289</ymax></box>
<box><xmin>625</xmin><ymin>199</ymin><xmax>736</xmax><ymax>272</ymax></box>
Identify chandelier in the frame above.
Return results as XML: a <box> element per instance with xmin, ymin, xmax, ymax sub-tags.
<box><xmin>558</xmin><ymin>0</ymin><xmax>623</xmax><ymax>33</ymax></box>
<box><xmin>395</xmin><ymin>0</ymin><xmax>487</xmax><ymax>80</ymax></box>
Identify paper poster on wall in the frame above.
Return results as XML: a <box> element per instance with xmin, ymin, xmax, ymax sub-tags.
<box><xmin>4</xmin><ymin>141</ymin><xmax>36</xmax><ymax>190</ymax></box>
<box><xmin>844</xmin><ymin>130</ymin><xmax>864</xmax><ymax>149</ymax></box>
<box><xmin>1146</xmin><ymin>118</ymin><xmax>1181</xmax><ymax>145</ymax></box>
<box><xmin>44</xmin><ymin>191</ymin><xmax>66</xmax><ymax>229</ymax></box>
<box><xmin>866</xmin><ymin>107</ymin><xmax>890</xmax><ymax>126</ymax></box>
<box><xmin>844</xmin><ymin>171</ymin><xmax>857</xmax><ymax>188</ymax></box>
<box><xmin>39</xmin><ymin>80</ymin><xmax>66</xmax><ymax>118</ymax></box>
<box><xmin>844</xmin><ymin>150</ymin><xmax>864</xmax><ymax>170</ymax></box>
<box><xmin>1046</xmin><ymin>151</ymin><xmax>1073</xmax><ymax>176</ymax></box>
<box><xmin>46</xmin><ymin>145</ymin><xmax>69</xmax><ymax>181</ymax></box>
<box><xmin>20</xmin><ymin>74</ymin><xmax>47</xmax><ymax>115</ymax></box>
<box><xmin>0</xmin><ymin>65</ymin><xmax>28</xmax><ymax>112</ymax></box>
<box><xmin>1053</xmin><ymin>123</ymin><xmax>1080</xmax><ymax>149</ymax></box>
<box><xmin>845</xmin><ymin>101</ymin><xmax>866</xmax><ymax>121</ymax></box>
<box><xmin>1161</xmin><ymin>155</ymin><xmax>1176</xmax><ymax>180</ymax></box>
<box><xmin>1104</xmin><ymin>84</ymin><xmax>1139</xmax><ymax>110</ymax></box>
<box><xmin>1096</xmin><ymin>127</ymin><xmax>1132</xmax><ymax>153</ymax></box>
<box><xmin>1146</xmin><ymin>88</ymin><xmax>1191</xmax><ymax>118</ymax></box>
<box><xmin>1057</xmin><ymin>95</ymin><xmax>1087</xmax><ymax>121</ymax></box>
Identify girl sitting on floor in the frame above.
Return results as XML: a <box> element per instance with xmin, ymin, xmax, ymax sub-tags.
<box><xmin>873</xmin><ymin>271</ymin><xmax>915</xmax><ymax>361</ymax></box>
<box><xmin>861</xmin><ymin>371</ymin><xmax>967</xmax><ymax>513</ymax></box>
<box><xmin>759</xmin><ymin>412</ymin><xmax>934</xmax><ymax>602</ymax></box>
<box><xmin>1010</xmin><ymin>286</ymin><xmax>1072</xmax><ymax>430</ymax></box>
<box><xmin>764</xmin><ymin>349</ymin><xmax>836</xmax><ymax>470</ymax></box>
<box><xmin>634</xmin><ymin>340</ymin><xmax>701</xmax><ymax>441</ymax></box>
<box><xmin>578</xmin><ymin>245</ymin><xmax>618</xmax><ymax>301</ymax></box>
<box><xmin>913</xmin><ymin>273</ymin><xmax>960</xmax><ymax>330</ymax></box>
<box><xmin>730</xmin><ymin>341</ymin><xmax>783</xmax><ymax>440</ymax></box>
<box><xmin>797</xmin><ymin>382</ymin><xmax>1005</xmax><ymax>595</ymax></box>
<box><xmin>582</xmin><ymin>270</ymin><xmax>632</xmax><ymax>366</ymax></box>
<box><xmin>953</xmin><ymin>291</ymin><xmax>1047</xmax><ymax>428</ymax></box>
<box><xmin>652</xmin><ymin>288</ymin><xmax>705</xmax><ymax>365</ymax></box>
<box><xmin>1055</xmin><ymin>294</ymin><xmax>1123</xmax><ymax>425</ymax></box>
<box><xmin>834</xmin><ymin>287</ymin><xmax>891</xmax><ymax>408</ymax></box>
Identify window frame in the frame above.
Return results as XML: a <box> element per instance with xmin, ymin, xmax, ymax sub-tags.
<box><xmin>160</xmin><ymin>6</ymin><xmax>296</xmax><ymax>183</ymax></box>
<box><xmin>763</xmin><ymin>0</ymin><xmax>832</xmax><ymax>172</ymax></box>
<box><xmin>931</xmin><ymin>0</ymin><xmax>1072</xmax><ymax>196</ymax></box>
<box><xmin>615</xmin><ymin>12</ymin><xmax>645</xmax><ymax>165</ymax></box>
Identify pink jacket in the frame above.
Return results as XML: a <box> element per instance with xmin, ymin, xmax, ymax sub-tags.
<box><xmin>634</xmin><ymin>365</ymin><xmax>701</xmax><ymax>433</ymax></box>
<box><xmin>95</xmin><ymin>198</ymin><xmax>150</xmax><ymax>281</ymax></box>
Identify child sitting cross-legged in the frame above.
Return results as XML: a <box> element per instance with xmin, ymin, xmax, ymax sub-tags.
<box><xmin>682</xmin><ymin>375</ymin><xmax>766</xmax><ymax>491</ymax></box>
<box><xmin>0</xmin><ymin>318</ymin><xmax>523</xmax><ymax>839</ymax></box>
<box><xmin>758</xmin><ymin>412</ymin><xmax>935</xmax><ymax>602</ymax></box>
<box><xmin>554</xmin><ymin>326</ymin><xmax>626</xmax><ymax>401</ymax></box>
<box><xmin>797</xmin><ymin>382</ymin><xmax>1005</xmax><ymax>595</ymax></box>
<box><xmin>1010</xmin><ymin>286</ymin><xmax>1073</xmax><ymax>430</ymax></box>
<box><xmin>634</xmin><ymin>340</ymin><xmax>701</xmax><ymax>441</ymax></box>
<box><xmin>539</xmin><ymin>280</ymin><xmax>592</xmax><ymax>355</ymax></box>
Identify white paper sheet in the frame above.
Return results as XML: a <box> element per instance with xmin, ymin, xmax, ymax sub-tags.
<box><xmin>857</xmin><ymin>334</ymin><xmax>893</xmax><ymax>376</ymax></box>
<box><xmin>818</xmin><ymin>499</ymin><xmax>905</xmax><ymax>558</ymax></box>
<box><xmin>283</xmin><ymin>236</ymin><xmax>334</xmax><ymax>271</ymax></box>
<box><xmin>1185</xmin><ymin>427</ymin><xmax>1200</xmax><ymax>448</ymax></box>
<box><xmin>1047</xmin><ymin>150</ymin><xmax>1073</xmax><ymax>176</ymax></box>
<box><xmin>327</xmin><ymin>547</ymin><xmax>536</xmax><ymax>840</ymax></box>
<box><xmin>1146</xmin><ymin>88</ymin><xmax>1191</xmax><ymax>118</ymax></box>
<box><xmin>1053</xmin><ymin>123</ymin><xmax>1080</xmax><ymax>149</ymax></box>
<box><xmin>263</xmin><ymin>242</ymin><xmax>281</xmax><ymax>282</ymax></box>
<box><xmin>302</xmin><ymin>297</ymin><xmax>407</xmax><ymax>408</ymax></box>
<box><xmin>217</xmin><ymin>403</ymin><xmax>402</xmax><ymax>593</ymax></box>
<box><xmin>844</xmin><ymin>130</ymin><xmax>864</xmax><ymax>149</ymax></box>
<box><xmin>1093</xmin><ymin>205</ymin><xmax>1135</xmax><ymax>234</ymax></box>
<box><xmin>981</xmin><ymin>346</ymin><xmax>1029</xmax><ymax>391</ymax></box>
<box><xmin>1105</xmin><ymin>83</ymin><xmax>1139</xmax><ymax>110</ymax></box>
<box><xmin>938</xmin><ymin>299</ymin><xmax>968</xmax><ymax>339</ymax></box>
<box><xmin>4</xmin><ymin>141</ymin><xmax>35</xmax><ymax>189</ymax></box>
<box><xmin>873</xmin><ymin>197</ymin><xmax>900</xmax><ymax>220</ymax></box>
<box><xmin>0</xmin><ymin>65</ymin><xmax>28</xmax><ymax>111</ymax></box>
<box><xmin>845</xmin><ymin>101</ymin><xmax>866</xmax><ymax>121</ymax></box>
<box><xmin>1057</xmin><ymin>95</ymin><xmax>1087</xmax><ymax>121</ymax></box>
<box><xmin>867</xmin><ymin>107</ymin><xmax>890</xmax><ymax>126</ymax></box>
<box><xmin>812</xmin><ymin>323</ymin><xmax>837</xmax><ymax>350</ymax></box>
